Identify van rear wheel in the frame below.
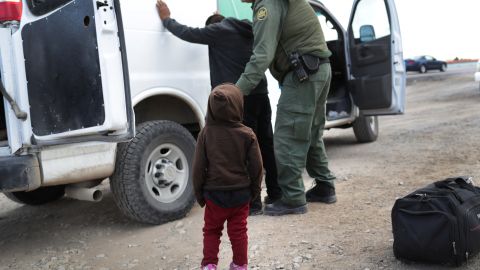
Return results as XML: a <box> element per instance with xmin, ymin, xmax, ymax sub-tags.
<box><xmin>110</xmin><ymin>120</ymin><xmax>196</xmax><ymax>225</ymax></box>
<box><xmin>4</xmin><ymin>186</ymin><xmax>65</xmax><ymax>205</ymax></box>
<box><xmin>352</xmin><ymin>114</ymin><xmax>379</xmax><ymax>143</ymax></box>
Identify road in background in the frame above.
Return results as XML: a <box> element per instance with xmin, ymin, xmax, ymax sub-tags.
<box><xmin>407</xmin><ymin>62</ymin><xmax>476</xmax><ymax>82</ymax></box>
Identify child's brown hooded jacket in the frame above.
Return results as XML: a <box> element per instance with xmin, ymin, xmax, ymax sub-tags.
<box><xmin>192</xmin><ymin>84</ymin><xmax>263</xmax><ymax>207</ymax></box>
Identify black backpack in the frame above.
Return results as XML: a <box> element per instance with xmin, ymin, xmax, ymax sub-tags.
<box><xmin>391</xmin><ymin>177</ymin><xmax>480</xmax><ymax>266</ymax></box>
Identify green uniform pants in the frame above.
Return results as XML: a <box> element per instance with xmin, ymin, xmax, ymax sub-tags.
<box><xmin>274</xmin><ymin>63</ymin><xmax>336</xmax><ymax>206</ymax></box>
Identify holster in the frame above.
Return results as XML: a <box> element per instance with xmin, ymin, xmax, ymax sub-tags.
<box><xmin>301</xmin><ymin>54</ymin><xmax>329</xmax><ymax>75</ymax></box>
<box><xmin>288</xmin><ymin>52</ymin><xmax>330</xmax><ymax>83</ymax></box>
<box><xmin>289</xmin><ymin>52</ymin><xmax>309</xmax><ymax>83</ymax></box>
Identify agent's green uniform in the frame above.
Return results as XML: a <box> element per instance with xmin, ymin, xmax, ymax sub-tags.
<box><xmin>236</xmin><ymin>0</ymin><xmax>336</xmax><ymax>206</ymax></box>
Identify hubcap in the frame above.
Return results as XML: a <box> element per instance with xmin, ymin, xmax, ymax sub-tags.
<box><xmin>145</xmin><ymin>143</ymin><xmax>188</xmax><ymax>204</ymax></box>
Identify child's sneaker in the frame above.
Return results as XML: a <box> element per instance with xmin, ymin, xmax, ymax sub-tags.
<box><xmin>229</xmin><ymin>262</ymin><xmax>247</xmax><ymax>270</ymax></box>
<box><xmin>202</xmin><ymin>264</ymin><xmax>217</xmax><ymax>270</ymax></box>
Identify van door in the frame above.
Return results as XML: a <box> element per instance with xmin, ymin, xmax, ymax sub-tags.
<box><xmin>9</xmin><ymin>0</ymin><xmax>133</xmax><ymax>147</ymax></box>
<box><xmin>347</xmin><ymin>0</ymin><xmax>405</xmax><ymax>115</ymax></box>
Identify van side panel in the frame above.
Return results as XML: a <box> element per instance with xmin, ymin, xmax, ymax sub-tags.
<box><xmin>121</xmin><ymin>0</ymin><xmax>213</xmax><ymax>118</ymax></box>
<box><xmin>41</xmin><ymin>142</ymin><xmax>116</xmax><ymax>186</ymax></box>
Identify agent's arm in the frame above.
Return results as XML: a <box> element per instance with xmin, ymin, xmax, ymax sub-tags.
<box><xmin>236</xmin><ymin>0</ymin><xmax>287</xmax><ymax>95</ymax></box>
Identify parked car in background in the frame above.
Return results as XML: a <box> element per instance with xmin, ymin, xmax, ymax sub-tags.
<box><xmin>405</xmin><ymin>55</ymin><xmax>447</xmax><ymax>73</ymax></box>
<box><xmin>475</xmin><ymin>60</ymin><xmax>480</xmax><ymax>90</ymax></box>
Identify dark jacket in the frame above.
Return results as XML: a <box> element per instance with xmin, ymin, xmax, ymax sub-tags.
<box><xmin>192</xmin><ymin>84</ymin><xmax>263</xmax><ymax>207</ymax></box>
<box><xmin>162</xmin><ymin>17</ymin><xmax>268</xmax><ymax>94</ymax></box>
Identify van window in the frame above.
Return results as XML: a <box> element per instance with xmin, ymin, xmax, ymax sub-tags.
<box><xmin>27</xmin><ymin>0</ymin><xmax>72</xmax><ymax>16</ymax></box>
<box><xmin>315</xmin><ymin>11</ymin><xmax>339</xmax><ymax>42</ymax></box>
<box><xmin>351</xmin><ymin>0</ymin><xmax>390</xmax><ymax>43</ymax></box>
<box><xmin>217</xmin><ymin>1</ymin><xmax>252</xmax><ymax>21</ymax></box>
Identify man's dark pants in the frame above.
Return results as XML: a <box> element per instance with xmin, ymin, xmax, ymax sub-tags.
<box><xmin>243</xmin><ymin>94</ymin><xmax>282</xmax><ymax>210</ymax></box>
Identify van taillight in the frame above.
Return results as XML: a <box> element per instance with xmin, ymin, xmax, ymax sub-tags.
<box><xmin>0</xmin><ymin>0</ymin><xmax>22</xmax><ymax>22</ymax></box>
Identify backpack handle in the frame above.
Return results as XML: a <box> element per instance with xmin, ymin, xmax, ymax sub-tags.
<box><xmin>434</xmin><ymin>177</ymin><xmax>479</xmax><ymax>203</ymax></box>
<box><xmin>434</xmin><ymin>177</ymin><xmax>477</xmax><ymax>191</ymax></box>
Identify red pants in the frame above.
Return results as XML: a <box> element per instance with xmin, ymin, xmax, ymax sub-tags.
<box><xmin>202</xmin><ymin>200</ymin><xmax>249</xmax><ymax>266</ymax></box>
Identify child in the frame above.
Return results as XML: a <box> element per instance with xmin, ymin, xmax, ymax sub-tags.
<box><xmin>193</xmin><ymin>84</ymin><xmax>263</xmax><ymax>270</ymax></box>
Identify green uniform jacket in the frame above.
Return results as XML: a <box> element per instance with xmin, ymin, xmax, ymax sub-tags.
<box><xmin>236</xmin><ymin>0</ymin><xmax>332</xmax><ymax>95</ymax></box>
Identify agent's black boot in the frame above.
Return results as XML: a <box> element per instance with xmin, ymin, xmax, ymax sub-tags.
<box><xmin>306</xmin><ymin>181</ymin><xmax>337</xmax><ymax>204</ymax></box>
<box><xmin>264</xmin><ymin>201</ymin><xmax>307</xmax><ymax>216</ymax></box>
<box><xmin>263</xmin><ymin>195</ymin><xmax>281</xmax><ymax>205</ymax></box>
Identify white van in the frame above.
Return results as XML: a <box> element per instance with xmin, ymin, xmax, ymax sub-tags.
<box><xmin>0</xmin><ymin>0</ymin><xmax>213</xmax><ymax>224</ymax></box>
<box><xmin>0</xmin><ymin>0</ymin><xmax>405</xmax><ymax>224</ymax></box>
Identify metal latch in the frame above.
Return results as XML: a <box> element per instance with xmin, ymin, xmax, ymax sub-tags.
<box><xmin>0</xmin><ymin>80</ymin><xmax>27</xmax><ymax>120</ymax></box>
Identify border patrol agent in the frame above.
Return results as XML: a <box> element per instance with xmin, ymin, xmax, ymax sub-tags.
<box><xmin>236</xmin><ymin>0</ymin><xmax>337</xmax><ymax>216</ymax></box>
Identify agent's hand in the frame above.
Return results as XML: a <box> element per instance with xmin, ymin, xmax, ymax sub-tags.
<box><xmin>156</xmin><ymin>0</ymin><xmax>170</xmax><ymax>20</ymax></box>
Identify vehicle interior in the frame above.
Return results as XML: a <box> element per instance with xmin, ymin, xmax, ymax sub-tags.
<box><xmin>315</xmin><ymin>8</ymin><xmax>352</xmax><ymax>122</ymax></box>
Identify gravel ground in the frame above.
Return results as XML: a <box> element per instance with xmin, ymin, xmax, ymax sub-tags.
<box><xmin>1</xmin><ymin>67</ymin><xmax>480</xmax><ymax>270</ymax></box>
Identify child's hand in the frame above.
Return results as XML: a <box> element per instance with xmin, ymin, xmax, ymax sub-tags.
<box><xmin>197</xmin><ymin>198</ymin><xmax>206</xmax><ymax>208</ymax></box>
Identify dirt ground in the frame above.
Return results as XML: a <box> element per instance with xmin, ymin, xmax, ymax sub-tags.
<box><xmin>1</xmin><ymin>65</ymin><xmax>480</xmax><ymax>270</ymax></box>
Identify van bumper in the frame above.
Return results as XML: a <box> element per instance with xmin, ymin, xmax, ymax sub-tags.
<box><xmin>0</xmin><ymin>155</ymin><xmax>41</xmax><ymax>192</ymax></box>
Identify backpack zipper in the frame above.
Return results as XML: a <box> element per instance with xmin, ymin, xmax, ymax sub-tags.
<box><xmin>453</xmin><ymin>241</ymin><xmax>457</xmax><ymax>256</ymax></box>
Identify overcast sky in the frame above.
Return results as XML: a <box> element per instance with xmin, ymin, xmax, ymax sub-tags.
<box><xmin>320</xmin><ymin>0</ymin><xmax>480</xmax><ymax>60</ymax></box>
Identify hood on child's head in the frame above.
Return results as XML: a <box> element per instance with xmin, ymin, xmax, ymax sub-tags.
<box><xmin>207</xmin><ymin>84</ymin><xmax>244</xmax><ymax>124</ymax></box>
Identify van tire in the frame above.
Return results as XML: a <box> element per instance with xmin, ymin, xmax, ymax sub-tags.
<box><xmin>353</xmin><ymin>114</ymin><xmax>379</xmax><ymax>143</ymax></box>
<box><xmin>110</xmin><ymin>120</ymin><xmax>196</xmax><ymax>225</ymax></box>
<box><xmin>4</xmin><ymin>186</ymin><xmax>65</xmax><ymax>205</ymax></box>
<box><xmin>440</xmin><ymin>64</ymin><xmax>447</xmax><ymax>72</ymax></box>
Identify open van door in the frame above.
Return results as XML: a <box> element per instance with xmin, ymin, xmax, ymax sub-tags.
<box><xmin>7</xmin><ymin>0</ymin><xmax>133</xmax><ymax>148</ymax></box>
<box><xmin>347</xmin><ymin>0</ymin><xmax>406</xmax><ymax>115</ymax></box>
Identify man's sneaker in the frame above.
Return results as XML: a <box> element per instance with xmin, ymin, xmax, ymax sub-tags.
<box><xmin>249</xmin><ymin>207</ymin><xmax>263</xmax><ymax>216</ymax></box>
<box><xmin>306</xmin><ymin>182</ymin><xmax>337</xmax><ymax>204</ymax></box>
<box><xmin>202</xmin><ymin>264</ymin><xmax>217</xmax><ymax>270</ymax></box>
<box><xmin>229</xmin><ymin>262</ymin><xmax>247</xmax><ymax>270</ymax></box>
<box><xmin>264</xmin><ymin>195</ymin><xmax>281</xmax><ymax>205</ymax></box>
<box><xmin>264</xmin><ymin>201</ymin><xmax>307</xmax><ymax>216</ymax></box>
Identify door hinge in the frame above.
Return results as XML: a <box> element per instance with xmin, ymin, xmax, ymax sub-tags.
<box><xmin>96</xmin><ymin>1</ymin><xmax>109</xmax><ymax>9</ymax></box>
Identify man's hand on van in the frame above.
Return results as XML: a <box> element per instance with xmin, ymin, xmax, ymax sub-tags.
<box><xmin>156</xmin><ymin>0</ymin><xmax>170</xmax><ymax>20</ymax></box>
